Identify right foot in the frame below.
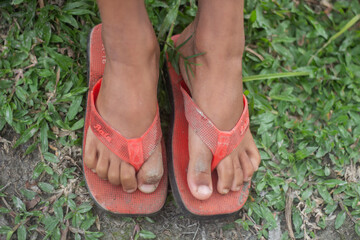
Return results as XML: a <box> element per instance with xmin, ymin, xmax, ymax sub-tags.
<box><xmin>176</xmin><ymin>19</ymin><xmax>261</xmax><ymax>200</ymax></box>
<box><xmin>84</xmin><ymin>24</ymin><xmax>164</xmax><ymax>194</ymax></box>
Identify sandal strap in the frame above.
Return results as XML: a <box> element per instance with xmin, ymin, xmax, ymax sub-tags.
<box><xmin>180</xmin><ymin>82</ymin><xmax>249</xmax><ymax>171</ymax></box>
<box><xmin>89</xmin><ymin>79</ymin><xmax>162</xmax><ymax>171</ymax></box>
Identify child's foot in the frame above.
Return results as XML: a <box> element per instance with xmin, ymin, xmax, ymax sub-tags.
<box><xmin>84</xmin><ymin>24</ymin><xmax>163</xmax><ymax>194</ymax></box>
<box><xmin>176</xmin><ymin>20</ymin><xmax>261</xmax><ymax>200</ymax></box>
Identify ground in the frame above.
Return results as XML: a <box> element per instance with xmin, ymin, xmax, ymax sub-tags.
<box><xmin>1</xmin><ymin>0</ymin><xmax>360</xmax><ymax>239</ymax></box>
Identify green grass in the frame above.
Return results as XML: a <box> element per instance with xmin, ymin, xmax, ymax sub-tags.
<box><xmin>1</xmin><ymin>0</ymin><xmax>360</xmax><ymax>239</ymax></box>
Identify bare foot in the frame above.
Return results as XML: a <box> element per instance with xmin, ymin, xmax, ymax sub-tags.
<box><xmin>176</xmin><ymin>17</ymin><xmax>261</xmax><ymax>200</ymax></box>
<box><xmin>84</xmin><ymin>23</ymin><xmax>163</xmax><ymax>194</ymax></box>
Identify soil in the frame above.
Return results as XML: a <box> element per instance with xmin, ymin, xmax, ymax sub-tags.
<box><xmin>0</xmin><ymin>128</ymin><xmax>358</xmax><ymax>240</ymax></box>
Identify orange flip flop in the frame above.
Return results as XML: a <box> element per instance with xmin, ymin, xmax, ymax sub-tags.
<box><xmin>166</xmin><ymin>35</ymin><xmax>250</xmax><ymax>218</ymax></box>
<box><xmin>82</xmin><ymin>24</ymin><xmax>167</xmax><ymax>215</ymax></box>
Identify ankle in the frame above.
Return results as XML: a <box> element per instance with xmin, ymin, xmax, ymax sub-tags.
<box><xmin>101</xmin><ymin>24</ymin><xmax>159</xmax><ymax>64</ymax></box>
<box><xmin>194</xmin><ymin>32</ymin><xmax>244</xmax><ymax>61</ymax></box>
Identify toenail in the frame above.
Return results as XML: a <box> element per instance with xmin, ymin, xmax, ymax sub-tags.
<box><xmin>91</xmin><ymin>169</ymin><xmax>96</xmax><ymax>173</ymax></box>
<box><xmin>139</xmin><ymin>184</ymin><xmax>156</xmax><ymax>193</ymax></box>
<box><xmin>222</xmin><ymin>189</ymin><xmax>229</xmax><ymax>194</ymax></box>
<box><xmin>233</xmin><ymin>186</ymin><xmax>241</xmax><ymax>191</ymax></box>
<box><xmin>245</xmin><ymin>177</ymin><xmax>251</xmax><ymax>182</ymax></box>
<box><xmin>197</xmin><ymin>185</ymin><xmax>212</xmax><ymax>196</ymax></box>
<box><xmin>125</xmin><ymin>188</ymin><xmax>136</xmax><ymax>193</ymax></box>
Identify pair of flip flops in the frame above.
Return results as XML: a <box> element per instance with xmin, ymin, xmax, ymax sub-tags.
<box><xmin>83</xmin><ymin>24</ymin><xmax>250</xmax><ymax>218</ymax></box>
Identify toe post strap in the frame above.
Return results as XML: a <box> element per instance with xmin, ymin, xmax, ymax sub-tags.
<box><xmin>89</xmin><ymin>79</ymin><xmax>162</xmax><ymax>171</ymax></box>
<box><xmin>180</xmin><ymin>82</ymin><xmax>249</xmax><ymax>171</ymax></box>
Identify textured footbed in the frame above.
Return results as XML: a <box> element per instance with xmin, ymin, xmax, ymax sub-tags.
<box><xmin>82</xmin><ymin>24</ymin><xmax>168</xmax><ymax>215</ymax></box>
<box><xmin>166</xmin><ymin>35</ymin><xmax>250</xmax><ymax>218</ymax></box>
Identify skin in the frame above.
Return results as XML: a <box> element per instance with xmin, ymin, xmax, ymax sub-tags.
<box><xmin>84</xmin><ymin>0</ymin><xmax>261</xmax><ymax>199</ymax></box>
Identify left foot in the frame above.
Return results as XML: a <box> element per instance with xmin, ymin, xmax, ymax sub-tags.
<box><xmin>176</xmin><ymin>18</ymin><xmax>261</xmax><ymax>200</ymax></box>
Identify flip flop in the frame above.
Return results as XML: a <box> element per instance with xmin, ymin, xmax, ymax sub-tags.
<box><xmin>166</xmin><ymin>35</ymin><xmax>250</xmax><ymax>218</ymax></box>
<box><xmin>82</xmin><ymin>24</ymin><xmax>167</xmax><ymax>215</ymax></box>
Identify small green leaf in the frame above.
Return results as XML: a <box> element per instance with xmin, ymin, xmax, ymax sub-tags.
<box><xmin>42</xmin><ymin>215</ymin><xmax>59</xmax><ymax>232</ymax></box>
<box><xmin>144</xmin><ymin>217</ymin><xmax>155</xmax><ymax>223</ymax></box>
<box><xmin>158</xmin><ymin>0</ymin><xmax>180</xmax><ymax>40</ymax></box>
<box><xmin>77</xmin><ymin>203</ymin><xmax>92</xmax><ymax>213</ymax></box>
<box><xmin>44</xmin><ymin>46</ymin><xmax>73</xmax><ymax>71</ymax></box>
<box><xmin>14</xmin><ymin>125</ymin><xmax>38</xmax><ymax>148</ymax></box>
<box><xmin>0</xmin><ymin>80</ymin><xmax>13</xmax><ymax>89</ymax></box>
<box><xmin>335</xmin><ymin>211</ymin><xmax>346</xmax><ymax>230</ymax></box>
<box><xmin>33</xmin><ymin>162</ymin><xmax>45</xmax><ymax>179</ymax></box>
<box><xmin>6</xmin><ymin>230</ymin><xmax>14</xmax><ymax>240</ymax></box>
<box><xmin>43</xmin><ymin>152</ymin><xmax>59</xmax><ymax>163</ymax></box>
<box><xmin>80</xmin><ymin>216</ymin><xmax>96</xmax><ymax>231</ymax></box>
<box><xmin>17</xmin><ymin>224</ymin><xmax>26</xmax><ymax>240</ymax></box>
<box><xmin>65</xmin><ymin>9</ymin><xmax>96</xmax><ymax>16</ymax></box>
<box><xmin>316</xmin><ymin>185</ymin><xmax>333</xmax><ymax>204</ymax></box>
<box><xmin>0</xmin><ymin>207</ymin><xmax>11</xmax><ymax>214</ymax></box>
<box><xmin>301</xmin><ymin>188</ymin><xmax>312</xmax><ymax>200</ymax></box>
<box><xmin>0</xmin><ymin>226</ymin><xmax>12</xmax><ymax>234</ymax></box>
<box><xmin>11</xmin><ymin>0</ymin><xmax>24</xmax><ymax>5</ymax></box>
<box><xmin>292</xmin><ymin>210</ymin><xmax>302</xmax><ymax>233</ymax></box>
<box><xmin>42</xmin><ymin>23</ymin><xmax>52</xmax><ymax>45</ymax></box>
<box><xmin>139</xmin><ymin>230</ymin><xmax>156</xmax><ymax>239</ymax></box>
<box><xmin>66</xmin><ymin>96</ymin><xmax>82</xmax><ymax>121</ymax></box>
<box><xmin>15</xmin><ymin>86</ymin><xmax>28</xmax><ymax>103</ymax></box>
<box><xmin>75</xmin><ymin>233</ymin><xmax>81</xmax><ymax>240</ymax></box>
<box><xmin>20</xmin><ymin>189</ymin><xmax>37</xmax><ymax>200</ymax></box>
<box><xmin>4</xmin><ymin>104</ymin><xmax>13</xmax><ymax>125</ymax></box>
<box><xmin>12</xmin><ymin>196</ymin><xmax>26</xmax><ymax>212</ymax></box>
<box><xmin>40</xmin><ymin>122</ymin><xmax>49</xmax><ymax>153</ymax></box>
<box><xmin>38</xmin><ymin>182</ymin><xmax>54</xmax><ymax>193</ymax></box>
<box><xmin>58</xmin><ymin>14</ymin><xmax>79</xmax><ymax>29</ymax></box>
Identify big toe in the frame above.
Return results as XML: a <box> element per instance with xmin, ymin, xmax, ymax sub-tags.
<box><xmin>137</xmin><ymin>145</ymin><xmax>164</xmax><ymax>194</ymax></box>
<box><xmin>187</xmin><ymin>128</ymin><xmax>213</xmax><ymax>200</ymax></box>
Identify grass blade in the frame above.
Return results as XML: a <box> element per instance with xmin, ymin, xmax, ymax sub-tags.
<box><xmin>158</xmin><ymin>0</ymin><xmax>181</xmax><ymax>41</ymax></box>
<box><xmin>175</xmin><ymin>33</ymin><xmax>193</xmax><ymax>50</ymax></box>
<box><xmin>307</xmin><ymin>14</ymin><xmax>360</xmax><ymax>65</ymax></box>
<box><xmin>243</xmin><ymin>71</ymin><xmax>310</xmax><ymax>82</ymax></box>
<box><xmin>185</xmin><ymin>52</ymin><xmax>206</xmax><ymax>59</ymax></box>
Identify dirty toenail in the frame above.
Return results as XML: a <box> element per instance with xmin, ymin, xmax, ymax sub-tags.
<box><xmin>233</xmin><ymin>186</ymin><xmax>241</xmax><ymax>191</ymax></box>
<box><xmin>91</xmin><ymin>169</ymin><xmax>96</xmax><ymax>173</ymax></box>
<box><xmin>197</xmin><ymin>185</ymin><xmax>212</xmax><ymax>196</ymax></box>
<box><xmin>139</xmin><ymin>184</ymin><xmax>156</xmax><ymax>193</ymax></box>
<box><xmin>125</xmin><ymin>188</ymin><xmax>136</xmax><ymax>193</ymax></box>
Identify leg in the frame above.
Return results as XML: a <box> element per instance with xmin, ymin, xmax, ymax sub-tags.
<box><xmin>177</xmin><ymin>0</ymin><xmax>261</xmax><ymax>200</ymax></box>
<box><xmin>84</xmin><ymin>0</ymin><xmax>163</xmax><ymax>193</ymax></box>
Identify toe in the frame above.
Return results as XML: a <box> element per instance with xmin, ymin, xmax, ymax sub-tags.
<box><xmin>246</xmin><ymin>146</ymin><xmax>261</xmax><ymax>171</ymax></box>
<box><xmin>84</xmin><ymin>129</ymin><xmax>98</xmax><ymax>170</ymax></box>
<box><xmin>120</xmin><ymin>161</ymin><xmax>137</xmax><ymax>193</ymax></box>
<box><xmin>238</xmin><ymin>151</ymin><xmax>254</xmax><ymax>182</ymax></box>
<box><xmin>231</xmin><ymin>157</ymin><xmax>243</xmax><ymax>191</ymax></box>
<box><xmin>137</xmin><ymin>145</ymin><xmax>163</xmax><ymax>193</ymax></box>
<box><xmin>216</xmin><ymin>155</ymin><xmax>234</xmax><ymax>194</ymax></box>
<box><xmin>107</xmin><ymin>156</ymin><xmax>121</xmax><ymax>185</ymax></box>
<box><xmin>187</xmin><ymin>128</ymin><xmax>213</xmax><ymax>200</ymax></box>
<box><xmin>95</xmin><ymin>150</ymin><xmax>110</xmax><ymax>180</ymax></box>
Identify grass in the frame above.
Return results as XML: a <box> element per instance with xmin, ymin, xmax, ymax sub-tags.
<box><xmin>0</xmin><ymin>0</ymin><xmax>360</xmax><ymax>239</ymax></box>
